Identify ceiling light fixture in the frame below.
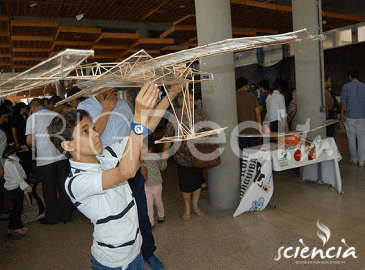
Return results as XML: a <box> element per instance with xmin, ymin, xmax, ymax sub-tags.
<box><xmin>179</xmin><ymin>5</ymin><xmax>186</xmax><ymax>8</ymax></box>
<box><xmin>76</xmin><ymin>13</ymin><xmax>85</xmax><ymax>21</ymax></box>
<box><xmin>30</xmin><ymin>3</ymin><xmax>38</xmax><ymax>7</ymax></box>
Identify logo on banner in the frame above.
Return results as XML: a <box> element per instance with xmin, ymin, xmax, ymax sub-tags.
<box><xmin>294</xmin><ymin>149</ymin><xmax>301</xmax><ymax>162</ymax></box>
<box><xmin>274</xmin><ymin>220</ymin><xmax>358</xmax><ymax>265</ymax></box>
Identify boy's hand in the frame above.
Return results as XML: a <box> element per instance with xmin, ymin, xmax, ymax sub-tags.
<box><xmin>99</xmin><ymin>89</ymin><xmax>118</xmax><ymax>112</ymax></box>
<box><xmin>168</xmin><ymin>84</ymin><xmax>182</xmax><ymax>99</ymax></box>
<box><xmin>134</xmin><ymin>83</ymin><xmax>159</xmax><ymax>124</ymax></box>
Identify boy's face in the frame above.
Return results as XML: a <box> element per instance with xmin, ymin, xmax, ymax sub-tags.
<box><xmin>64</xmin><ymin>116</ymin><xmax>103</xmax><ymax>161</ymax></box>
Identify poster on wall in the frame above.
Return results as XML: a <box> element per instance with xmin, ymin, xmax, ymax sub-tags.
<box><xmin>233</xmin><ymin>150</ymin><xmax>274</xmax><ymax>217</ymax></box>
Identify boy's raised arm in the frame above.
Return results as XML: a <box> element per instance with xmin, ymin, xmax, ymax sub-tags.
<box><xmin>101</xmin><ymin>83</ymin><xmax>159</xmax><ymax>190</ymax></box>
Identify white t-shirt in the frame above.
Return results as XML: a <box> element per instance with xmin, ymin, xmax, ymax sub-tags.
<box><xmin>65</xmin><ymin>139</ymin><xmax>142</xmax><ymax>268</ymax></box>
<box><xmin>4</xmin><ymin>156</ymin><xmax>29</xmax><ymax>191</ymax></box>
<box><xmin>264</xmin><ymin>90</ymin><xmax>288</xmax><ymax>123</ymax></box>
<box><xmin>25</xmin><ymin>108</ymin><xmax>66</xmax><ymax>167</ymax></box>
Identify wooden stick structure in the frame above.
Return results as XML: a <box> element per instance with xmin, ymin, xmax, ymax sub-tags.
<box><xmin>0</xmin><ymin>29</ymin><xmax>324</xmax><ymax>143</ymax></box>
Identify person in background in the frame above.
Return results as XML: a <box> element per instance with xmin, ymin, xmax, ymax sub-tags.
<box><xmin>0</xmin><ymin>105</ymin><xmax>10</xmax><ymax>221</ymax></box>
<box><xmin>141</xmin><ymin>136</ymin><xmax>167</xmax><ymax>228</ymax></box>
<box><xmin>10</xmin><ymin>102</ymin><xmax>32</xmax><ymax>175</ymax></box>
<box><xmin>48</xmin><ymin>95</ymin><xmax>70</xmax><ymax>114</ymax></box>
<box><xmin>10</xmin><ymin>102</ymin><xmax>28</xmax><ymax>150</ymax></box>
<box><xmin>162</xmin><ymin>92</ymin><xmax>208</xmax><ymax>222</ymax></box>
<box><xmin>0</xmin><ymin>99</ymin><xmax>14</xmax><ymax>144</ymax></box>
<box><xmin>258</xmin><ymin>80</ymin><xmax>270</xmax><ymax>122</ymax></box>
<box><xmin>264</xmin><ymin>79</ymin><xmax>289</xmax><ymax>133</ymax></box>
<box><xmin>340</xmin><ymin>69</ymin><xmax>365</xmax><ymax>166</ymax></box>
<box><xmin>67</xmin><ymin>87</ymin><xmax>86</xmax><ymax>109</ymax></box>
<box><xmin>236</xmin><ymin>77</ymin><xmax>261</xmax><ymax>149</ymax></box>
<box><xmin>3</xmin><ymin>145</ymin><xmax>32</xmax><ymax>240</ymax></box>
<box><xmin>41</xmin><ymin>97</ymin><xmax>49</xmax><ymax>108</ymax></box>
<box><xmin>26</xmin><ymin>98</ymin><xmax>73</xmax><ymax>224</ymax></box>
<box><xmin>325</xmin><ymin>75</ymin><xmax>339</xmax><ymax>137</ymax></box>
<box><xmin>287</xmin><ymin>89</ymin><xmax>298</xmax><ymax>131</ymax></box>
<box><xmin>249</xmin><ymin>83</ymin><xmax>259</xmax><ymax>99</ymax></box>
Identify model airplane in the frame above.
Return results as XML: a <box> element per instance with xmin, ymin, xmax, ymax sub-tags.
<box><xmin>0</xmin><ymin>29</ymin><xmax>324</xmax><ymax>143</ymax></box>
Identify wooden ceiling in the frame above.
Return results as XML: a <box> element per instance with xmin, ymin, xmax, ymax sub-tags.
<box><xmin>1</xmin><ymin>0</ymin><xmax>364</xmax><ymax>97</ymax></box>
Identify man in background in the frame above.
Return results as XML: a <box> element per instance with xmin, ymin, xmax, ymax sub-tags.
<box><xmin>340</xmin><ymin>69</ymin><xmax>365</xmax><ymax>166</ymax></box>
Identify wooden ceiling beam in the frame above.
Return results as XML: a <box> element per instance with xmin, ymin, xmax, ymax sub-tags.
<box><xmin>12</xmin><ymin>35</ymin><xmax>53</xmax><ymax>41</ymax></box>
<box><xmin>53</xmin><ymin>40</ymin><xmax>93</xmax><ymax>46</ymax></box>
<box><xmin>0</xmin><ymin>30</ymin><xmax>10</xmax><ymax>36</ymax></box>
<box><xmin>0</xmin><ymin>53</ymin><xmax>12</xmax><ymax>57</ymax></box>
<box><xmin>55</xmin><ymin>26</ymin><xmax>101</xmax><ymax>40</ymax></box>
<box><xmin>0</xmin><ymin>61</ymin><xmax>12</xmax><ymax>65</ymax></box>
<box><xmin>231</xmin><ymin>0</ymin><xmax>365</xmax><ymax>22</ymax></box>
<box><xmin>13</xmin><ymin>48</ymin><xmax>50</xmax><ymax>52</ymax></box>
<box><xmin>161</xmin><ymin>44</ymin><xmax>189</xmax><ymax>51</ymax></box>
<box><xmin>140</xmin><ymin>0</ymin><xmax>170</xmax><ymax>21</ymax></box>
<box><xmin>131</xmin><ymin>38</ymin><xmax>174</xmax><ymax>48</ymax></box>
<box><xmin>13</xmin><ymin>64</ymin><xmax>36</xmax><ymax>69</ymax></box>
<box><xmin>173</xmin><ymin>14</ymin><xmax>195</xmax><ymax>25</ymax></box>
<box><xmin>0</xmin><ymin>16</ymin><xmax>9</xmax><ymax>21</ymax></box>
<box><xmin>254</xmin><ymin>28</ymin><xmax>279</xmax><ymax>34</ymax></box>
<box><xmin>92</xmin><ymin>44</ymin><xmax>129</xmax><ymax>50</ymax></box>
<box><xmin>232</xmin><ymin>29</ymin><xmax>256</xmax><ymax>36</ymax></box>
<box><xmin>11</xmin><ymin>20</ymin><xmax>58</xmax><ymax>27</ymax></box>
<box><xmin>231</xmin><ymin>0</ymin><xmax>292</xmax><ymax>12</ymax></box>
<box><xmin>89</xmin><ymin>55</ymin><xmax>119</xmax><ymax>59</ymax></box>
<box><xmin>94</xmin><ymin>32</ymin><xmax>139</xmax><ymax>44</ymax></box>
<box><xmin>322</xmin><ymin>11</ymin><xmax>365</xmax><ymax>22</ymax></box>
<box><xmin>13</xmin><ymin>56</ymin><xmax>47</xmax><ymax>61</ymax></box>
<box><xmin>160</xmin><ymin>25</ymin><xmax>196</xmax><ymax>38</ymax></box>
<box><xmin>0</xmin><ymin>43</ymin><xmax>11</xmax><ymax>48</ymax></box>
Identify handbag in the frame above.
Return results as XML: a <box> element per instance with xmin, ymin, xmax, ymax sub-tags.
<box><xmin>191</xmin><ymin>144</ymin><xmax>221</xmax><ymax>169</ymax></box>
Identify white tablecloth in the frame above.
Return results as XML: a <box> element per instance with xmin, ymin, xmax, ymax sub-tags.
<box><xmin>234</xmin><ymin>137</ymin><xmax>343</xmax><ymax>217</ymax></box>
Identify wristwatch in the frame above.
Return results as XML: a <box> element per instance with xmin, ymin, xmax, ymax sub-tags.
<box><xmin>131</xmin><ymin>122</ymin><xmax>152</xmax><ymax>135</ymax></box>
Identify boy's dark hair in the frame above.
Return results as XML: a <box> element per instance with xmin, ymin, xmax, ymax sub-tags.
<box><xmin>258</xmin><ymin>80</ymin><xmax>270</xmax><ymax>91</ymax></box>
<box><xmin>48</xmin><ymin>109</ymin><xmax>90</xmax><ymax>159</ymax></box>
<box><xmin>235</xmin><ymin>77</ymin><xmax>248</xmax><ymax>91</ymax></box>
<box><xmin>346</xmin><ymin>69</ymin><xmax>359</xmax><ymax>79</ymax></box>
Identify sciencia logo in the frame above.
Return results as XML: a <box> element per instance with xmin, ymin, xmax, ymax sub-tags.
<box><xmin>274</xmin><ymin>220</ymin><xmax>358</xmax><ymax>261</ymax></box>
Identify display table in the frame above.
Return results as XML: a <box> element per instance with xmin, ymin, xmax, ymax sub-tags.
<box><xmin>234</xmin><ymin>137</ymin><xmax>343</xmax><ymax>217</ymax></box>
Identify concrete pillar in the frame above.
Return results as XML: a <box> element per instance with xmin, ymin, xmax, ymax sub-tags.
<box><xmin>195</xmin><ymin>0</ymin><xmax>240</xmax><ymax>209</ymax></box>
<box><xmin>292</xmin><ymin>0</ymin><xmax>326</xmax><ymax>134</ymax></box>
<box><xmin>333</xmin><ymin>30</ymin><xmax>342</xmax><ymax>47</ymax></box>
<box><xmin>55</xmin><ymin>80</ymin><xmax>66</xmax><ymax>98</ymax></box>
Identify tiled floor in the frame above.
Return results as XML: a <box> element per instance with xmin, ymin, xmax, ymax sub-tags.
<box><xmin>0</xmin><ymin>131</ymin><xmax>364</xmax><ymax>269</ymax></box>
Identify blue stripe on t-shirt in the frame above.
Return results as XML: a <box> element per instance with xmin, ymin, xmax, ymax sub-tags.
<box><xmin>97</xmin><ymin>228</ymin><xmax>140</xmax><ymax>249</ymax></box>
<box><xmin>96</xmin><ymin>200</ymin><xmax>135</xmax><ymax>225</ymax></box>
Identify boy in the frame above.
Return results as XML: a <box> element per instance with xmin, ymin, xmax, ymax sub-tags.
<box><xmin>48</xmin><ymin>83</ymin><xmax>160</xmax><ymax>269</ymax></box>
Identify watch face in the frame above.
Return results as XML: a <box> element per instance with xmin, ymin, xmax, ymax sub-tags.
<box><xmin>134</xmin><ymin>124</ymin><xmax>144</xmax><ymax>134</ymax></box>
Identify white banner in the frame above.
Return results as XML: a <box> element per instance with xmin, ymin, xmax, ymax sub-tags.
<box><xmin>233</xmin><ymin>150</ymin><xmax>274</xmax><ymax>217</ymax></box>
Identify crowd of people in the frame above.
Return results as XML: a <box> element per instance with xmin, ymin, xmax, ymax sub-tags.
<box><xmin>0</xmin><ymin>68</ymin><xmax>364</xmax><ymax>269</ymax></box>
